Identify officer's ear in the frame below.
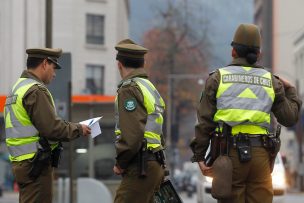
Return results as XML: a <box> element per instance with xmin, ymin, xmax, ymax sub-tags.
<box><xmin>256</xmin><ymin>50</ymin><xmax>261</xmax><ymax>59</ymax></box>
<box><xmin>41</xmin><ymin>58</ymin><xmax>48</xmax><ymax>70</ymax></box>
<box><xmin>117</xmin><ymin>61</ymin><xmax>122</xmax><ymax>69</ymax></box>
<box><xmin>117</xmin><ymin>61</ymin><xmax>124</xmax><ymax>77</ymax></box>
<box><xmin>232</xmin><ymin>48</ymin><xmax>238</xmax><ymax>58</ymax></box>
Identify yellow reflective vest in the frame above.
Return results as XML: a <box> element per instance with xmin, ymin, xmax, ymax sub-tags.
<box><xmin>115</xmin><ymin>77</ymin><xmax>165</xmax><ymax>151</ymax></box>
<box><xmin>4</xmin><ymin>78</ymin><xmax>58</xmax><ymax>162</ymax></box>
<box><xmin>213</xmin><ymin>66</ymin><xmax>275</xmax><ymax>135</ymax></box>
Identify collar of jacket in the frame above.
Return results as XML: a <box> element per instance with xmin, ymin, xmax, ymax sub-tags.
<box><xmin>228</xmin><ymin>57</ymin><xmax>264</xmax><ymax>69</ymax></box>
<box><xmin>117</xmin><ymin>68</ymin><xmax>148</xmax><ymax>88</ymax></box>
<box><xmin>21</xmin><ymin>70</ymin><xmax>45</xmax><ymax>84</ymax></box>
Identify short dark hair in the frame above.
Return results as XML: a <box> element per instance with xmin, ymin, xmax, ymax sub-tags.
<box><xmin>26</xmin><ymin>57</ymin><xmax>52</xmax><ymax>69</ymax></box>
<box><xmin>232</xmin><ymin>43</ymin><xmax>260</xmax><ymax>64</ymax></box>
<box><xmin>116</xmin><ymin>55</ymin><xmax>144</xmax><ymax>68</ymax></box>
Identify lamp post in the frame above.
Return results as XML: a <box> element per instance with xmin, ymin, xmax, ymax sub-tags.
<box><xmin>166</xmin><ymin>74</ymin><xmax>205</xmax><ymax>174</ymax></box>
<box><xmin>46</xmin><ymin>0</ymin><xmax>52</xmax><ymax>48</ymax></box>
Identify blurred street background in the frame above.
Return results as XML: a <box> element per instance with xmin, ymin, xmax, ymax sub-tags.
<box><xmin>1</xmin><ymin>0</ymin><xmax>304</xmax><ymax>202</ymax></box>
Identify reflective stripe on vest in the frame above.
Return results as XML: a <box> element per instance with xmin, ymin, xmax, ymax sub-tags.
<box><xmin>4</xmin><ymin>78</ymin><xmax>58</xmax><ymax>161</ymax></box>
<box><xmin>115</xmin><ymin>77</ymin><xmax>165</xmax><ymax>150</ymax></box>
<box><xmin>6</xmin><ymin>140</ymin><xmax>38</xmax><ymax>157</ymax></box>
<box><xmin>214</xmin><ymin>66</ymin><xmax>275</xmax><ymax>134</ymax></box>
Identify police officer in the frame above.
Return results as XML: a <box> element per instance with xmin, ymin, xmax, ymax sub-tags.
<box><xmin>113</xmin><ymin>39</ymin><xmax>166</xmax><ymax>203</ymax></box>
<box><xmin>190</xmin><ymin>24</ymin><xmax>302</xmax><ymax>203</ymax></box>
<box><xmin>4</xmin><ymin>48</ymin><xmax>91</xmax><ymax>203</ymax></box>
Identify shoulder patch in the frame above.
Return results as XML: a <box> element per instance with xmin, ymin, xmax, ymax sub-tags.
<box><xmin>124</xmin><ymin>98</ymin><xmax>137</xmax><ymax>111</ymax></box>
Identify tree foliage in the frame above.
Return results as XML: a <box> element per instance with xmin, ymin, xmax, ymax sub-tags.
<box><xmin>142</xmin><ymin>0</ymin><xmax>212</xmax><ymax>153</ymax></box>
<box><xmin>143</xmin><ymin>0</ymin><xmax>211</xmax><ymax>114</ymax></box>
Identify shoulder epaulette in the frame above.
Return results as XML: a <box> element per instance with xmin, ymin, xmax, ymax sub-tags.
<box><xmin>209</xmin><ymin>70</ymin><xmax>216</xmax><ymax>76</ymax></box>
<box><xmin>36</xmin><ymin>83</ymin><xmax>48</xmax><ymax>91</ymax></box>
<box><xmin>121</xmin><ymin>79</ymin><xmax>132</xmax><ymax>87</ymax></box>
<box><xmin>273</xmin><ymin>74</ymin><xmax>280</xmax><ymax>80</ymax></box>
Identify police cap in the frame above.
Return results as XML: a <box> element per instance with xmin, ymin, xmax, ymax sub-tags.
<box><xmin>231</xmin><ymin>24</ymin><xmax>261</xmax><ymax>48</ymax></box>
<box><xmin>26</xmin><ymin>48</ymin><xmax>63</xmax><ymax>69</ymax></box>
<box><xmin>115</xmin><ymin>39</ymin><xmax>148</xmax><ymax>60</ymax></box>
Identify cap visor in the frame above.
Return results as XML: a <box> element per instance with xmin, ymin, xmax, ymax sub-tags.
<box><xmin>55</xmin><ymin>62</ymin><xmax>62</xmax><ymax>69</ymax></box>
<box><xmin>47</xmin><ymin>57</ymin><xmax>62</xmax><ymax>69</ymax></box>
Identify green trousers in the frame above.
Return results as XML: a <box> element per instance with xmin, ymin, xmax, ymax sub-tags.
<box><xmin>218</xmin><ymin>147</ymin><xmax>273</xmax><ymax>203</ymax></box>
<box><xmin>12</xmin><ymin>160</ymin><xmax>53</xmax><ymax>203</ymax></box>
<box><xmin>114</xmin><ymin>161</ymin><xmax>164</xmax><ymax>203</ymax></box>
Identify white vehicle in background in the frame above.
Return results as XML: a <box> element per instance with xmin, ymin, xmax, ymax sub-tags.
<box><xmin>197</xmin><ymin>153</ymin><xmax>286</xmax><ymax>203</ymax></box>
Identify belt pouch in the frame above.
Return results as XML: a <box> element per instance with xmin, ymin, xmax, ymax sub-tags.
<box><xmin>236</xmin><ymin>135</ymin><xmax>251</xmax><ymax>162</ymax></box>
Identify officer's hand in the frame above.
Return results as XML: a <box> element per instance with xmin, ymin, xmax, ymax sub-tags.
<box><xmin>113</xmin><ymin>165</ymin><xmax>125</xmax><ymax>175</ymax></box>
<box><xmin>279</xmin><ymin>77</ymin><xmax>293</xmax><ymax>89</ymax></box>
<box><xmin>81</xmin><ymin>124</ymin><xmax>91</xmax><ymax>136</ymax></box>
<box><xmin>198</xmin><ymin>161</ymin><xmax>213</xmax><ymax>177</ymax></box>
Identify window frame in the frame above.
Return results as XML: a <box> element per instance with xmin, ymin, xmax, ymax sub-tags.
<box><xmin>85</xmin><ymin>64</ymin><xmax>105</xmax><ymax>94</ymax></box>
<box><xmin>86</xmin><ymin>14</ymin><xmax>105</xmax><ymax>45</ymax></box>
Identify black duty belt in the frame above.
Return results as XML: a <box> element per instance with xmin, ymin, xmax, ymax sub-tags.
<box><xmin>248</xmin><ymin>136</ymin><xmax>265</xmax><ymax>147</ymax></box>
<box><xmin>147</xmin><ymin>151</ymin><xmax>158</xmax><ymax>161</ymax></box>
<box><xmin>131</xmin><ymin>150</ymin><xmax>157</xmax><ymax>163</ymax></box>
<box><xmin>229</xmin><ymin>135</ymin><xmax>266</xmax><ymax>148</ymax></box>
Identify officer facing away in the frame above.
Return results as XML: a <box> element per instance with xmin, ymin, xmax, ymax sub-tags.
<box><xmin>113</xmin><ymin>39</ymin><xmax>166</xmax><ymax>203</ymax></box>
<box><xmin>190</xmin><ymin>24</ymin><xmax>302</xmax><ymax>203</ymax></box>
<box><xmin>4</xmin><ymin>48</ymin><xmax>91</xmax><ymax>203</ymax></box>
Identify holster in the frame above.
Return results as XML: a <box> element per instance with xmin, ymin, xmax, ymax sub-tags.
<box><xmin>29</xmin><ymin>137</ymin><xmax>51</xmax><ymax>179</ymax></box>
<box><xmin>155</xmin><ymin>149</ymin><xmax>169</xmax><ymax>176</ymax></box>
<box><xmin>205</xmin><ymin>124</ymin><xmax>230</xmax><ymax>167</ymax></box>
<box><xmin>138</xmin><ymin>139</ymin><xmax>148</xmax><ymax>178</ymax></box>
<box><xmin>264</xmin><ymin>125</ymin><xmax>281</xmax><ymax>172</ymax></box>
<box><xmin>51</xmin><ymin>142</ymin><xmax>63</xmax><ymax>168</ymax></box>
<box><xmin>155</xmin><ymin>150</ymin><xmax>166</xmax><ymax>167</ymax></box>
<box><xmin>205</xmin><ymin>132</ymin><xmax>221</xmax><ymax>167</ymax></box>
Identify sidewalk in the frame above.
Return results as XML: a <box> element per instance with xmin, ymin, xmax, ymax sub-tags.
<box><xmin>287</xmin><ymin>187</ymin><xmax>304</xmax><ymax>194</ymax></box>
<box><xmin>0</xmin><ymin>191</ymin><xmax>18</xmax><ymax>203</ymax></box>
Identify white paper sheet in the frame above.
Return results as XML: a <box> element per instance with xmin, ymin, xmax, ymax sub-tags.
<box><xmin>79</xmin><ymin>116</ymin><xmax>102</xmax><ymax>138</ymax></box>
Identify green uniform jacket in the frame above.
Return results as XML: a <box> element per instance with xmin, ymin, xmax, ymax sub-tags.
<box><xmin>191</xmin><ymin>58</ymin><xmax>302</xmax><ymax>161</ymax></box>
<box><xmin>115</xmin><ymin>68</ymin><xmax>153</xmax><ymax>169</ymax></box>
<box><xmin>20</xmin><ymin>70</ymin><xmax>83</xmax><ymax>141</ymax></box>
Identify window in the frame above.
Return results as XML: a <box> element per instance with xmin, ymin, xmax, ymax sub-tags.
<box><xmin>86</xmin><ymin>14</ymin><xmax>105</xmax><ymax>45</ymax></box>
<box><xmin>85</xmin><ymin>64</ymin><xmax>104</xmax><ymax>94</ymax></box>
